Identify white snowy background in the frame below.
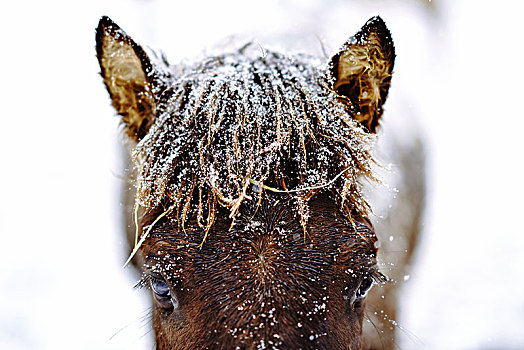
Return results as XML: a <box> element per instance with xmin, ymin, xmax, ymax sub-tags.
<box><xmin>1</xmin><ymin>0</ymin><xmax>523</xmax><ymax>349</ymax></box>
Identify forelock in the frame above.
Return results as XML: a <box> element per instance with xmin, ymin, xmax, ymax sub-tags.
<box><xmin>132</xmin><ymin>43</ymin><xmax>377</xmax><ymax>240</ymax></box>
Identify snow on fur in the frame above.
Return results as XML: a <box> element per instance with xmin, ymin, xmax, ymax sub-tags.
<box><xmin>133</xmin><ymin>43</ymin><xmax>377</xmax><ymax>240</ymax></box>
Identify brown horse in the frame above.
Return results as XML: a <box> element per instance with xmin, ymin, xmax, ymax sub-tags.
<box><xmin>97</xmin><ymin>15</ymin><xmax>420</xmax><ymax>349</ymax></box>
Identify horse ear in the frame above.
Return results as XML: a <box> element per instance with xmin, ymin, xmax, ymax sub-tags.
<box><xmin>329</xmin><ymin>16</ymin><xmax>395</xmax><ymax>133</ymax></box>
<box><xmin>96</xmin><ymin>16</ymin><xmax>159</xmax><ymax>142</ymax></box>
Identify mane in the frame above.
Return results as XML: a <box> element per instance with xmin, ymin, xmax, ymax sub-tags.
<box><xmin>132</xmin><ymin>43</ymin><xmax>377</xmax><ymax>243</ymax></box>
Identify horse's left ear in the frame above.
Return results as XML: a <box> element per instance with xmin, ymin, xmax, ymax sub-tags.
<box><xmin>96</xmin><ymin>16</ymin><xmax>165</xmax><ymax>142</ymax></box>
<box><xmin>329</xmin><ymin>16</ymin><xmax>395</xmax><ymax>133</ymax></box>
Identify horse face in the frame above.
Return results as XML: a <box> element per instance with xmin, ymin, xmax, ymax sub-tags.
<box><xmin>97</xmin><ymin>15</ymin><xmax>394</xmax><ymax>349</ymax></box>
<box><xmin>141</xmin><ymin>195</ymin><xmax>380</xmax><ymax>349</ymax></box>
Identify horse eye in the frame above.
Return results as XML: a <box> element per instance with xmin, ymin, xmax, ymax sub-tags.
<box><xmin>346</xmin><ymin>276</ymin><xmax>374</xmax><ymax>307</ymax></box>
<box><xmin>355</xmin><ymin>277</ymin><xmax>374</xmax><ymax>301</ymax></box>
<box><xmin>150</xmin><ymin>276</ymin><xmax>178</xmax><ymax>309</ymax></box>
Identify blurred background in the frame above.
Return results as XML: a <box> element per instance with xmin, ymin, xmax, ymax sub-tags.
<box><xmin>1</xmin><ymin>0</ymin><xmax>523</xmax><ymax>349</ymax></box>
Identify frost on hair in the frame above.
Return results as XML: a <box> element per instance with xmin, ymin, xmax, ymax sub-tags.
<box><xmin>132</xmin><ymin>43</ymin><xmax>378</xmax><ymax>242</ymax></box>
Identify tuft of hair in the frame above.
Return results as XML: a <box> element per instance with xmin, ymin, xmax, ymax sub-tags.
<box><xmin>132</xmin><ymin>43</ymin><xmax>378</xmax><ymax>241</ymax></box>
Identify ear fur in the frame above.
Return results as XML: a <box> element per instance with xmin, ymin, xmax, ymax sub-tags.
<box><xmin>330</xmin><ymin>16</ymin><xmax>395</xmax><ymax>133</ymax></box>
<box><xmin>96</xmin><ymin>16</ymin><xmax>161</xmax><ymax>141</ymax></box>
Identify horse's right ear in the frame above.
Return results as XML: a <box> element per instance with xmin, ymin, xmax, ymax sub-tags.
<box><xmin>96</xmin><ymin>16</ymin><xmax>159</xmax><ymax>142</ymax></box>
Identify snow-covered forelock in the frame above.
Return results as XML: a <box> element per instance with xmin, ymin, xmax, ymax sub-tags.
<box><xmin>133</xmin><ymin>43</ymin><xmax>377</xmax><ymax>239</ymax></box>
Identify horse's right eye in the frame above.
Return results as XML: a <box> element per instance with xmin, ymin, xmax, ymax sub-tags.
<box><xmin>150</xmin><ymin>276</ymin><xmax>178</xmax><ymax>309</ymax></box>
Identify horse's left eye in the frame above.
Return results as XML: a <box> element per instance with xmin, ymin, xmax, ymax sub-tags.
<box><xmin>150</xmin><ymin>276</ymin><xmax>178</xmax><ymax>309</ymax></box>
<box><xmin>355</xmin><ymin>277</ymin><xmax>374</xmax><ymax>301</ymax></box>
<box><xmin>346</xmin><ymin>276</ymin><xmax>374</xmax><ymax>307</ymax></box>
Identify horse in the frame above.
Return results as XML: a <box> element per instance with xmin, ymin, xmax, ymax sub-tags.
<box><xmin>96</xmin><ymin>15</ymin><xmax>422</xmax><ymax>349</ymax></box>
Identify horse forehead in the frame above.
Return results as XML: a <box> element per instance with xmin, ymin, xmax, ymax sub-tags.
<box><xmin>146</xmin><ymin>220</ymin><xmax>375</xmax><ymax>274</ymax></box>
<box><xmin>144</xmin><ymin>197</ymin><xmax>376</xmax><ymax>264</ymax></box>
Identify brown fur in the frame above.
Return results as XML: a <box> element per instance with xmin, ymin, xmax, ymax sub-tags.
<box><xmin>96</xmin><ymin>15</ymin><xmax>420</xmax><ymax>349</ymax></box>
<box><xmin>142</xmin><ymin>195</ymin><xmax>379</xmax><ymax>349</ymax></box>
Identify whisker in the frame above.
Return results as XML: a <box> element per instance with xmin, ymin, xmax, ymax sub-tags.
<box><xmin>388</xmin><ymin>317</ymin><xmax>424</xmax><ymax>347</ymax></box>
<box><xmin>137</xmin><ymin>326</ymin><xmax>156</xmax><ymax>349</ymax></box>
<box><xmin>109</xmin><ymin>306</ymin><xmax>154</xmax><ymax>346</ymax></box>
<box><xmin>364</xmin><ymin>310</ymin><xmax>388</xmax><ymax>349</ymax></box>
<box><xmin>366</xmin><ymin>301</ymin><xmax>424</xmax><ymax>349</ymax></box>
